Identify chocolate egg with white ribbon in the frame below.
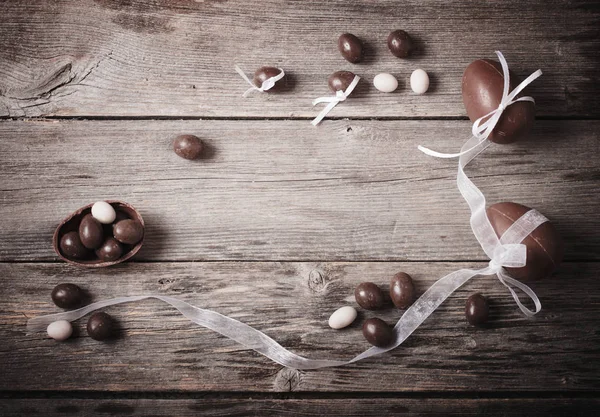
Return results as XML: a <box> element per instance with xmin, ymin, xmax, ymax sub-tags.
<box><xmin>253</xmin><ymin>66</ymin><xmax>285</xmax><ymax>91</ymax></box>
<box><xmin>462</xmin><ymin>59</ymin><xmax>536</xmax><ymax>144</ymax></box>
<box><xmin>328</xmin><ymin>71</ymin><xmax>356</xmax><ymax>93</ymax></box>
<box><xmin>487</xmin><ymin>202</ymin><xmax>563</xmax><ymax>281</ymax></box>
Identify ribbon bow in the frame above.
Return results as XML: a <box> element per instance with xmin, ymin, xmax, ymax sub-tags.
<box><xmin>418</xmin><ymin>51</ymin><xmax>542</xmax><ymax>158</ymax></box>
<box><xmin>235</xmin><ymin>65</ymin><xmax>285</xmax><ymax>98</ymax></box>
<box><xmin>311</xmin><ymin>75</ymin><xmax>360</xmax><ymax>126</ymax></box>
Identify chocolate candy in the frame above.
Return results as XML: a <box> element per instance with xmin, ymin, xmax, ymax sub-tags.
<box><xmin>362</xmin><ymin>318</ymin><xmax>393</xmax><ymax>347</ymax></box>
<box><xmin>355</xmin><ymin>282</ymin><xmax>385</xmax><ymax>310</ymax></box>
<box><xmin>328</xmin><ymin>71</ymin><xmax>356</xmax><ymax>93</ymax></box>
<box><xmin>390</xmin><ymin>272</ymin><xmax>416</xmax><ymax>309</ymax></box>
<box><xmin>91</xmin><ymin>201</ymin><xmax>116</xmax><ymax>224</ymax></box>
<box><xmin>487</xmin><ymin>202</ymin><xmax>563</xmax><ymax>281</ymax></box>
<box><xmin>462</xmin><ymin>59</ymin><xmax>535</xmax><ymax>144</ymax></box>
<box><xmin>87</xmin><ymin>312</ymin><xmax>114</xmax><ymax>341</ymax></box>
<box><xmin>79</xmin><ymin>214</ymin><xmax>104</xmax><ymax>249</ymax></box>
<box><xmin>51</xmin><ymin>283</ymin><xmax>84</xmax><ymax>309</ymax></box>
<box><xmin>47</xmin><ymin>320</ymin><xmax>73</xmax><ymax>341</ymax></box>
<box><xmin>173</xmin><ymin>134</ymin><xmax>203</xmax><ymax>160</ymax></box>
<box><xmin>253</xmin><ymin>66</ymin><xmax>285</xmax><ymax>91</ymax></box>
<box><xmin>113</xmin><ymin>219</ymin><xmax>144</xmax><ymax>245</ymax></box>
<box><xmin>95</xmin><ymin>237</ymin><xmax>123</xmax><ymax>262</ymax></box>
<box><xmin>465</xmin><ymin>293</ymin><xmax>489</xmax><ymax>326</ymax></box>
<box><xmin>60</xmin><ymin>231</ymin><xmax>88</xmax><ymax>259</ymax></box>
<box><xmin>338</xmin><ymin>33</ymin><xmax>363</xmax><ymax>63</ymax></box>
<box><xmin>387</xmin><ymin>30</ymin><xmax>413</xmax><ymax>58</ymax></box>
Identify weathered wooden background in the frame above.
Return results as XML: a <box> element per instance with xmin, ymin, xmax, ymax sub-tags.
<box><xmin>1</xmin><ymin>0</ymin><xmax>598</xmax><ymax>415</ymax></box>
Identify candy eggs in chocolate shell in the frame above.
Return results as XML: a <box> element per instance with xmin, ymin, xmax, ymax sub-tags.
<box><xmin>487</xmin><ymin>202</ymin><xmax>563</xmax><ymax>281</ymax></box>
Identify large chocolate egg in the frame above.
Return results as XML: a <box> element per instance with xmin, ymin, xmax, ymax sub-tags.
<box><xmin>487</xmin><ymin>202</ymin><xmax>563</xmax><ymax>281</ymax></box>
<box><xmin>328</xmin><ymin>71</ymin><xmax>356</xmax><ymax>93</ymax></box>
<box><xmin>462</xmin><ymin>59</ymin><xmax>535</xmax><ymax>144</ymax></box>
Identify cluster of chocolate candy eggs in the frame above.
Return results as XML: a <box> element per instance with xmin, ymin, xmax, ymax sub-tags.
<box><xmin>336</xmin><ymin>31</ymin><xmax>429</xmax><ymax>95</ymax></box>
<box><xmin>46</xmin><ymin>283</ymin><xmax>115</xmax><ymax>342</ymax></box>
<box><xmin>54</xmin><ymin>201</ymin><xmax>144</xmax><ymax>267</ymax></box>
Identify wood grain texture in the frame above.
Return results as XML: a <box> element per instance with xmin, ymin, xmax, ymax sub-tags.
<box><xmin>2</xmin><ymin>262</ymin><xmax>598</xmax><ymax>392</ymax></box>
<box><xmin>0</xmin><ymin>0</ymin><xmax>598</xmax><ymax>118</ymax></box>
<box><xmin>1</xmin><ymin>119</ymin><xmax>598</xmax><ymax>261</ymax></box>
<box><xmin>2</xmin><ymin>398</ymin><xmax>599</xmax><ymax>417</ymax></box>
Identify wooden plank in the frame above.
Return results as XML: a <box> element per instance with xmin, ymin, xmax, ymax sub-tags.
<box><xmin>2</xmin><ymin>398</ymin><xmax>599</xmax><ymax>417</ymax></box>
<box><xmin>0</xmin><ymin>0</ymin><xmax>598</xmax><ymax>118</ymax></box>
<box><xmin>0</xmin><ymin>119</ymin><xmax>598</xmax><ymax>261</ymax></box>
<box><xmin>1</xmin><ymin>262</ymin><xmax>598</xmax><ymax>392</ymax></box>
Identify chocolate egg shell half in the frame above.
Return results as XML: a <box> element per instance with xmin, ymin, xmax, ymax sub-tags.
<box><xmin>462</xmin><ymin>59</ymin><xmax>536</xmax><ymax>144</ymax></box>
<box><xmin>328</xmin><ymin>71</ymin><xmax>356</xmax><ymax>93</ymax></box>
<box><xmin>253</xmin><ymin>66</ymin><xmax>285</xmax><ymax>91</ymax></box>
<box><xmin>53</xmin><ymin>200</ymin><xmax>144</xmax><ymax>268</ymax></box>
<box><xmin>487</xmin><ymin>202</ymin><xmax>563</xmax><ymax>281</ymax></box>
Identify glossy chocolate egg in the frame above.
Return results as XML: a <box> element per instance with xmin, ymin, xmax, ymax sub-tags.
<box><xmin>173</xmin><ymin>135</ymin><xmax>203</xmax><ymax>160</ymax></box>
<box><xmin>465</xmin><ymin>293</ymin><xmax>489</xmax><ymax>326</ymax></box>
<box><xmin>51</xmin><ymin>283</ymin><xmax>84</xmax><ymax>309</ymax></box>
<box><xmin>87</xmin><ymin>312</ymin><xmax>114</xmax><ymax>341</ymax></box>
<box><xmin>355</xmin><ymin>282</ymin><xmax>385</xmax><ymax>310</ymax></box>
<box><xmin>362</xmin><ymin>318</ymin><xmax>393</xmax><ymax>347</ymax></box>
<box><xmin>253</xmin><ymin>66</ymin><xmax>285</xmax><ymax>91</ymax></box>
<box><xmin>328</xmin><ymin>71</ymin><xmax>356</xmax><ymax>93</ymax></box>
<box><xmin>60</xmin><ymin>231</ymin><xmax>88</xmax><ymax>259</ymax></box>
<box><xmin>462</xmin><ymin>59</ymin><xmax>536</xmax><ymax>144</ymax></box>
<box><xmin>79</xmin><ymin>214</ymin><xmax>104</xmax><ymax>249</ymax></box>
<box><xmin>390</xmin><ymin>272</ymin><xmax>416</xmax><ymax>309</ymax></box>
<box><xmin>113</xmin><ymin>219</ymin><xmax>144</xmax><ymax>245</ymax></box>
<box><xmin>487</xmin><ymin>202</ymin><xmax>563</xmax><ymax>281</ymax></box>
<box><xmin>387</xmin><ymin>30</ymin><xmax>413</xmax><ymax>58</ymax></box>
<box><xmin>338</xmin><ymin>33</ymin><xmax>363</xmax><ymax>63</ymax></box>
<box><xmin>95</xmin><ymin>238</ymin><xmax>123</xmax><ymax>262</ymax></box>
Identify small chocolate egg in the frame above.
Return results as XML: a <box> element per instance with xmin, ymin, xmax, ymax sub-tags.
<box><xmin>355</xmin><ymin>282</ymin><xmax>385</xmax><ymax>310</ymax></box>
<box><xmin>79</xmin><ymin>214</ymin><xmax>104</xmax><ymax>249</ymax></box>
<box><xmin>462</xmin><ymin>59</ymin><xmax>535</xmax><ymax>144</ymax></box>
<box><xmin>362</xmin><ymin>318</ymin><xmax>393</xmax><ymax>347</ymax></box>
<box><xmin>387</xmin><ymin>30</ymin><xmax>413</xmax><ymax>58</ymax></box>
<box><xmin>173</xmin><ymin>135</ymin><xmax>203</xmax><ymax>160</ymax></box>
<box><xmin>338</xmin><ymin>33</ymin><xmax>363</xmax><ymax>63</ymax></box>
<box><xmin>51</xmin><ymin>283</ymin><xmax>84</xmax><ymax>309</ymax></box>
<box><xmin>113</xmin><ymin>219</ymin><xmax>144</xmax><ymax>245</ymax></box>
<box><xmin>253</xmin><ymin>66</ymin><xmax>285</xmax><ymax>91</ymax></box>
<box><xmin>95</xmin><ymin>238</ymin><xmax>123</xmax><ymax>262</ymax></box>
<box><xmin>465</xmin><ymin>293</ymin><xmax>489</xmax><ymax>326</ymax></box>
<box><xmin>390</xmin><ymin>272</ymin><xmax>416</xmax><ymax>309</ymax></box>
<box><xmin>328</xmin><ymin>71</ymin><xmax>357</xmax><ymax>93</ymax></box>
<box><xmin>87</xmin><ymin>312</ymin><xmax>114</xmax><ymax>341</ymax></box>
<box><xmin>60</xmin><ymin>231</ymin><xmax>89</xmax><ymax>259</ymax></box>
<box><xmin>373</xmin><ymin>73</ymin><xmax>398</xmax><ymax>93</ymax></box>
<box><xmin>487</xmin><ymin>202</ymin><xmax>564</xmax><ymax>281</ymax></box>
<box><xmin>47</xmin><ymin>320</ymin><xmax>73</xmax><ymax>341</ymax></box>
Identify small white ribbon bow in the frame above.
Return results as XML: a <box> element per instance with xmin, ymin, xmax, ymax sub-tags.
<box><xmin>311</xmin><ymin>75</ymin><xmax>360</xmax><ymax>126</ymax></box>
<box><xmin>235</xmin><ymin>65</ymin><xmax>285</xmax><ymax>98</ymax></box>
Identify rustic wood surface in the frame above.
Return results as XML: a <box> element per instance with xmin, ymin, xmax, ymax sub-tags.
<box><xmin>1</xmin><ymin>0</ymin><xmax>599</xmax><ymax>415</ymax></box>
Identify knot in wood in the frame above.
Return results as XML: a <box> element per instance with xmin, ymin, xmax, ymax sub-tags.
<box><xmin>307</xmin><ymin>269</ymin><xmax>326</xmax><ymax>292</ymax></box>
<box><xmin>273</xmin><ymin>368</ymin><xmax>302</xmax><ymax>392</ymax></box>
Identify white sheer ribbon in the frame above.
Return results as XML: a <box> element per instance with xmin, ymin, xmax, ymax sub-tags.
<box><xmin>311</xmin><ymin>75</ymin><xmax>360</xmax><ymax>126</ymax></box>
<box><xmin>234</xmin><ymin>65</ymin><xmax>285</xmax><ymax>97</ymax></box>
<box><xmin>418</xmin><ymin>51</ymin><xmax>542</xmax><ymax>158</ymax></box>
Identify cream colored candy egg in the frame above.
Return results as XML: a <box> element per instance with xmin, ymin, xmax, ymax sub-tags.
<box><xmin>91</xmin><ymin>201</ymin><xmax>116</xmax><ymax>224</ymax></box>
<box><xmin>47</xmin><ymin>320</ymin><xmax>73</xmax><ymax>341</ymax></box>
<box><xmin>373</xmin><ymin>73</ymin><xmax>398</xmax><ymax>93</ymax></box>
<box><xmin>328</xmin><ymin>306</ymin><xmax>358</xmax><ymax>330</ymax></box>
<box><xmin>410</xmin><ymin>69</ymin><xmax>429</xmax><ymax>94</ymax></box>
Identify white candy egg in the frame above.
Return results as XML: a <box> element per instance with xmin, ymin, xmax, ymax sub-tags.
<box><xmin>410</xmin><ymin>69</ymin><xmax>429</xmax><ymax>95</ymax></box>
<box><xmin>328</xmin><ymin>306</ymin><xmax>357</xmax><ymax>330</ymax></box>
<box><xmin>91</xmin><ymin>201</ymin><xmax>116</xmax><ymax>224</ymax></box>
<box><xmin>373</xmin><ymin>73</ymin><xmax>398</xmax><ymax>93</ymax></box>
<box><xmin>47</xmin><ymin>320</ymin><xmax>73</xmax><ymax>341</ymax></box>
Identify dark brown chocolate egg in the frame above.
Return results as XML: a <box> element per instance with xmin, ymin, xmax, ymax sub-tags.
<box><xmin>362</xmin><ymin>318</ymin><xmax>393</xmax><ymax>347</ymax></box>
<box><xmin>355</xmin><ymin>282</ymin><xmax>385</xmax><ymax>310</ymax></box>
<box><xmin>462</xmin><ymin>59</ymin><xmax>536</xmax><ymax>144</ymax></box>
<box><xmin>51</xmin><ymin>283</ymin><xmax>84</xmax><ymax>309</ymax></box>
<box><xmin>465</xmin><ymin>293</ymin><xmax>489</xmax><ymax>326</ymax></box>
<box><xmin>60</xmin><ymin>231</ymin><xmax>88</xmax><ymax>259</ymax></box>
<box><xmin>253</xmin><ymin>66</ymin><xmax>285</xmax><ymax>91</ymax></box>
<box><xmin>173</xmin><ymin>135</ymin><xmax>203</xmax><ymax>160</ymax></box>
<box><xmin>95</xmin><ymin>238</ymin><xmax>123</xmax><ymax>262</ymax></box>
<box><xmin>113</xmin><ymin>219</ymin><xmax>144</xmax><ymax>245</ymax></box>
<box><xmin>390</xmin><ymin>272</ymin><xmax>416</xmax><ymax>309</ymax></box>
<box><xmin>87</xmin><ymin>312</ymin><xmax>114</xmax><ymax>341</ymax></box>
<box><xmin>338</xmin><ymin>33</ymin><xmax>363</xmax><ymax>63</ymax></box>
<box><xmin>328</xmin><ymin>71</ymin><xmax>356</xmax><ymax>93</ymax></box>
<box><xmin>79</xmin><ymin>214</ymin><xmax>104</xmax><ymax>249</ymax></box>
<box><xmin>487</xmin><ymin>202</ymin><xmax>564</xmax><ymax>281</ymax></box>
<box><xmin>387</xmin><ymin>30</ymin><xmax>413</xmax><ymax>58</ymax></box>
